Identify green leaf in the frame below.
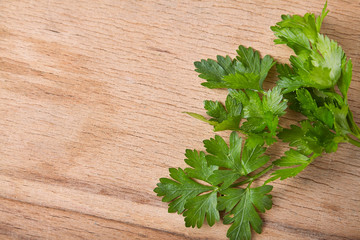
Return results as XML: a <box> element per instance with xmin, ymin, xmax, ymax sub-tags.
<box><xmin>277</xmin><ymin>123</ymin><xmax>313</xmax><ymax>155</ymax></box>
<box><xmin>217</xmin><ymin>188</ymin><xmax>245</xmax><ymax>213</ymax></box>
<box><xmin>272</xmin><ymin>4</ymin><xmax>345</xmax><ymax>90</ymax></box>
<box><xmin>184</xmin><ymin>150</ymin><xmax>218</xmax><ymax>184</ymax></box>
<box><xmin>266</xmin><ymin>149</ymin><xmax>310</xmax><ymax>183</ymax></box>
<box><xmin>307</xmin><ymin>121</ymin><xmax>339</xmax><ymax>153</ymax></box>
<box><xmin>204</xmin><ymin>133</ymin><xmax>269</xmax><ymax>175</ymax></box>
<box><xmin>204</xmin><ymin>132</ymin><xmax>243</xmax><ymax>171</ymax></box>
<box><xmin>259</xmin><ymin>55</ymin><xmax>276</xmax><ymax>86</ymax></box>
<box><xmin>240</xmin><ymin>117</ymin><xmax>267</xmax><ymax>133</ymax></box>
<box><xmin>290</xmin><ymin>55</ymin><xmax>334</xmax><ymax>89</ymax></box>
<box><xmin>184</xmin><ymin>112</ymin><xmax>218</xmax><ymax>126</ymax></box>
<box><xmin>195</xmin><ymin>55</ymin><xmax>244</xmax><ymax>89</ymax></box>
<box><xmin>183</xmin><ymin>191</ymin><xmax>220</xmax><ymax>228</ymax></box>
<box><xmin>312</xmin><ymin>88</ymin><xmax>344</xmax><ymax>106</ymax></box>
<box><xmin>284</xmin><ymin>13</ymin><xmax>317</xmax><ymax>41</ymax></box>
<box><xmin>311</xmin><ymin>34</ymin><xmax>344</xmax><ymax>85</ymax></box>
<box><xmin>229</xmin><ymin>89</ymin><xmax>264</xmax><ymax>119</ymax></box>
<box><xmin>267</xmin><ymin>165</ymin><xmax>307</xmax><ymax>183</ymax></box>
<box><xmin>327</xmin><ymin>104</ymin><xmax>351</xmax><ymax>135</ymax></box>
<box><xmin>347</xmin><ymin>109</ymin><xmax>360</xmax><ymax>138</ymax></box>
<box><xmin>231</xmin><ymin>46</ymin><xmax>276</xmax><ymax>90</ymax></box>
<box><xmin>337</xmin><ymin>59</ymin><xmax>352</xmax><ymax>100</ymax></box>
<box><xmin>215</xmin><ymin>94</ymin><xmax>243</xmax><ymax>131</ymax></box>
<box><xmin>208</xmin><ymin>170</ymin><xmax>243</xmax><ymax>190</ymax></box>
<box><xmin>265</xmin><ymin>114</ymin><xmax>279</xmax><ymax>136</ymax></box>
<box><xmin>218</xmin><ymin>185</ymin><xmax>273</xmax><ymax>240</ymax></box>
<box><xmin>241</xmin><ymin>135</ymin><xmax>270</xmax><ymax>175</ymax></box>
<box><xmin>273</xmin><ymin>149</ymin><xmax>309</xmax><ymax>166</ymax></box>
<box><xmin>229</xmin><ymin>88</ymin><xmax>287</xmax><ymax>140</ymax></box>
<box><xmin>263</xmin><ymin>86</ymin><xmax>288</xmax><ymax>116</ymax></box>
<box><xmin>204</xmin><ymin>132</ymin><xmax>269</xmax><ymax>188</ymax></box>
<box><xmin>316</xmin><ymin>1</ymin><xmax>329</xmax><ymax>32</ymax></box>
<box><xmin>271</xmin><ymin>15</ymin><xmax>314</xmax><ymax>55</ymax></box>
<box><xmin>154</xmin><ymin>168</ymin><xmax>214</xmax><ymax>214</ymax></box>
<box><xmin>186</xmin><ymin>94</ymin><xmax>242</xmax><ymax>132</ymax></box>
<box><xmin>236</xmin><ymin>45</ymin><xmax>261</xmax><ymax>74</ymax></box>
<box><xmin>223</xmin><ymin>72</ymin><xmax>262</xmax><ymax>91</ymax></box>
<box><xmin>276</xmin><ymin>64</ymin><xmax>307</xmax><ymax>93</ymax></box>
<box><xmin>278</xmin><ymin>120</ymin><xmax>338</xmax><ymax>155</ymax></box>
<box><xmin>304</xmin><ymin>65</ymin><xmax>333</xmax><ymax>89</ymax></box>
<box><xmin>295</xmin><ymin>88</ymin><xmax>334</xmax><ymax>128</ymax></box>
<box><xmin>296</xmin><ymin>88</ymin><xmax>317</xmax><ymax>111</ymax></box>
<box><xmin>315</xmin><ymin>107</ymin><xmax>334</xmax><ymax>128</ymax></box>
<box><xmin>194</xmin><ymin>46</ymin><xmax>275</xmax><ymax>91</ymax></box>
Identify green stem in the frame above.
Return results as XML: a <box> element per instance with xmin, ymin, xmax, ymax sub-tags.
<box><xmin>309</xmin><ymin>153</ymin><xmax>321</xmax><ymax>164</ymax></box>
<box><xmin>346</xmin><ymin>109</ymin><xmax>360</xmax><ymax>138</ymax></box>
<box><xmin>346</xmin><ymin>136</ymin><xmax>360</xmax><ymax>147</ymax></box>
<box><xmin>234</xmin><ymin>128</ymin><xmax>247</xmax><ymax>135</ymax></box>
<box><xmin>230</xmin><ymin>164</ymin><xmax>274</xmax><ymax>188</ymax></box>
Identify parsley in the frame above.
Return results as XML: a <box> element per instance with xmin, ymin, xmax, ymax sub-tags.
<box><xmin>155</xmin><ymin>2</ymin><xmax>360</xmax><ymax>239</ymax></box>
<box><xmin>185</xmin><ymin>94</ymin><xmax>242</xmax><ymax>131</ymax></box>
<box><xmin>194</xmin><ymin>46</ymin><xmax>275</xmax><ymax>90</ymax></box>
<box><xmin>154</xmin><ymin>133</ymin><xmax>273</xmax><ymax>239</ymax></box>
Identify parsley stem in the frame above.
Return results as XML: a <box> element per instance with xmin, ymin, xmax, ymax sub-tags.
<box><xmin>230</xmin><ymin>164</ymin><xmax>274</xmax><ymax>188</ymax></box>
<box><xmin>346</xmin><ymin>136</ymin><xmax>360</xmax><ymax>147</ymax></box>
<box><xmin>309</xmin><ymin>153</ymin><xmax>321</xmax><ymax>164</ymax></box>
<box><xmin>346</xmin><ymin>109</ymin><xmax>360</xmax><ymax>137</ymax></box>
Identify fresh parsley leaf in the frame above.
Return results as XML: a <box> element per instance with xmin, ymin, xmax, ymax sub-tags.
<box><xmin>204</xmin><ymin>132</ymin><xmax>243</xmax><ymax>188</ymax></box>
<box><xmin>272</xmin><ymin>3</ymin><xmax>347</xmax><ymax>90</ymax></box>
<box><xmin>259</xmin><ymin>55</ymin><xmax>276</xmax><ymax>86</ymax></box>
<box><xmin>194</xmin><ymin>46</ymin><xmax>275</xmax><ymax>90</ymax></box>
<box><xmin>310</xmin><ymin>33</ymin><xmax>345</xmax><ymax>85</ymax></box>
<box><xmin>277</xmin><ymin>124</ymin><xmax>311</xmax><ymax>154</ymax></box>
<box><xmin>223</xmin><ymin>72</ymin><xmax>262</xmax><ymax>90</ymax></box>
<box><xmin>276</xmin><ymin>63</ymin><xmax>307</xmax><ymax>93</ymax></box>
<box><xmin>183</xmin><ymin>191</ymin><xmax>219</xmax><ymax>228</ymax></box>
<box><xmin>185</xmin><ymin>94</ymin><xmax>242</xmax><ymax>131</ymax></box>
<box><xmin>229</xmin><ymin>89</ymin><xmax>263</xmax><ymax>119</ymax></box>
<box><xmin>273</xmin><ymin>149</ymin><xmax>310</xmax><ymax>167</ymax></box>
<box><xmin>278</xmin><ymin>120</ymin><xmax>339</xmax><ymax>154</ymax></box>
<box><xmin>315</xmin><ymin>1</ymin><xmax>329</xmax><ymax>32</ymax></box>
<box><xmin>226</xmin><ymin>46</ymin><xmax>275</xmax><ymax>90</ymax></box>
<box><xmin>337</xmin><ymin>59</ymin><xmax>352</xmax><ymax>101</ymax></box>
<box><xmin>327</xmin><ymin>104</ymin><xmax>352</xmax><ymax>136</ymax></box>
<box><xmin>240</xmin><ymin>135</ymin><xmax>270</xmax><ymax>175</ymax></box>
<box><xmin>229</xmin><ymin>86</ymin><xmax>287</xmax><ymax>119</ymax></box>
<box><xmin>154</xmin><ymin>168</ymin><xmax>215</xmax><ymax>214</ymax></box>
<box><xmin>204</xmin><ymin>132</ymin><xmax>269</xmax><ymax>189</ymax></box>
<box><xmin>263</xmin><ymin>86</ymin><xmax>288</xmax><ymax>116</ymax></box>
<box><xmin>271</xmin><ymin>14</ymin><xmax>316</xmax><ymax>55</ymax></box>
<box><xmin>347</xmin><ymin>109</ymin><xmax>360</xmax><ymax>139</ymax></box>
<box><xmin>218</xmin><ymin>185</ymin><xmax>273</xmax><ymax>240</ymax></box>
<box><xmin>229</xmin><ymin>87</ymin><xmax>287</xmax><ymax>143</ymax></box>
<box><xmin>295</xmin><ymin>88</ymin><xmax>334</xmax><ymax>128</ymax></box>
<box><xmin>194</xmin><ymin>55</ymin><xmax>244</xmax><ymax>89</ymax></box>
<box><xmin>184</xmin><ymin>150</ymin><xmax>218</xmax><ymax>184</ymax></box>
<box><xmin>266</xmin><ymin>149</ymin><xmax>310</xmax><ymax>183</ymax></box>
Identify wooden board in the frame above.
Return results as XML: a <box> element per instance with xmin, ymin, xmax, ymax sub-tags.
<box><xmin>0</xmin><ymin>0</ymin><xmax>359</xmax><ymax>239</ymax></box>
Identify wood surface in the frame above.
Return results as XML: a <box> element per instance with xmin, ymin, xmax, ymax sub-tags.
<box><xmin>0</xmin><ymin>0</ymin><xmax>359</xmax><ymax>239</ymax></box>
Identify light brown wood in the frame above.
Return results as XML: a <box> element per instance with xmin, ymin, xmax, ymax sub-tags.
<box><xmin>0</xmin><ymin>0</ymin><xmax>359</xmax><ymax>239</ymax></box>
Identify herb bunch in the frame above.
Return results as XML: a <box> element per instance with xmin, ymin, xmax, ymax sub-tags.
<box><xmin>154</xmin><ymin>3</ymin><xmax>359</xmax><ymax>240</ymax></box>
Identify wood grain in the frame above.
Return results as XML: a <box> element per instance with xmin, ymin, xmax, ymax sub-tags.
<box><xmin>0</xmin><ymin>0</ymin><xmax>359</xmax><ymax>239</ymax></box>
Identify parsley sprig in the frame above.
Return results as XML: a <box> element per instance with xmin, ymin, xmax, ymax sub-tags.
<box><xmin>155</xmin><ymin>2</ymin><xmax>359</xmax><ymax>239</ymax></box>
<box><xmin>155</xmin><ymin>132</ymin><xmax>273</xmax><ymax>239</ymax></box>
